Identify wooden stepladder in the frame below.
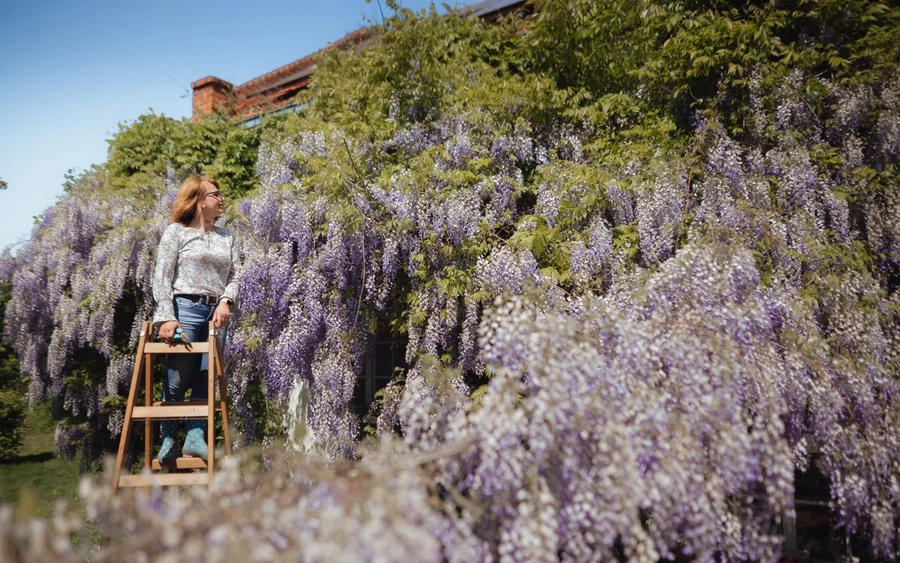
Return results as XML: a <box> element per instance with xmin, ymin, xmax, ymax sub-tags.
<box><xmin>112</xmin><ymin>320</ymin><xmax>232</xmax><ymax>492</ymax></box>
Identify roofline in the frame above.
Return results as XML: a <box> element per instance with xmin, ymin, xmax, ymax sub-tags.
<box><xmin>234</xmin><ymin>27</ymin><xmax>371</xmax><ymax>98</ymax></box>
<box><xmin>229</xmin><ymin>1</ymin><xmax>528</xmax><ymax>95</ymax></box>
<box><xmin>193</xmin><ymin>0</ymin><xmax>531</xmax><ymax>122</ymax></box>
<box><xmin>462</xmin><ymin>0</ymin><xmax>530</xmax><ymax>18</ymax></box>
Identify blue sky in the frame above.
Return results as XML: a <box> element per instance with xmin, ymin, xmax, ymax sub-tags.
<box><xmin>0</xmin><ymin>0</ymin><xmax>444</xmax><ymax>250</ymax></box>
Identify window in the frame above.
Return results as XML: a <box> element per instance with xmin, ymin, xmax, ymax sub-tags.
<box><xmin>353</xmin><ymin>339</ymin><xmax>407</xmax><ymax>409</ymax></box>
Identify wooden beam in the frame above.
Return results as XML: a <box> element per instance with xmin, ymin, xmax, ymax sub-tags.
<box><xmin>143</xmin><ymin>342</ymin><xmax>210</xmax><ymax>354</ymax></box>
<box><xmin>151</xmin><ymin>457</ymin><xmax>208</xmax><ymax>471</ymax></box>
<box><xmin>133</xmin><ymin>405</ymin><xmax>210</xmax><ymax>419</ymax></box>
<box><xmin>118</xmin><ymin>473</ymin><xmax>209</xmax><ymax>488</ymax></box>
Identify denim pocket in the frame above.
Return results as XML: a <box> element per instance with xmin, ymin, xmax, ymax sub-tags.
<box><xmin>175</xmin><ymin>296</ymin><xmax>200</xmax><ymax>308</ymax></box>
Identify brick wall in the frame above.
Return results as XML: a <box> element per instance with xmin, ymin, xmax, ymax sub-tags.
<box><xmin>190</xmin><ymin>77</ymin><xmax>234</xmax><ymax>121</ymax></box>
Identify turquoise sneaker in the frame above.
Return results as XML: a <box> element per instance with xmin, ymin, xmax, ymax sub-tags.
<box><xmin>157</xmin><ymin>420</ymin><xmax>179</xmax><ymax>464</ymax></box>
<box><xmin>182</xmin><ymin>420</ymin><xmax>210</xmax><ymax>460</ymax></box>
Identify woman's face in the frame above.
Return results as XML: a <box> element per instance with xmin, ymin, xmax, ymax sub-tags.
<box><xmin>198</xmin><ymin>181</ymin><xmax>225</xmax><ymax>220</ymax></box>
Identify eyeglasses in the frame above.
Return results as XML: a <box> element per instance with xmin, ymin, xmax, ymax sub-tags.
<box><xmin>205</xmin><ymin>191</ymin><xmax>224</xmax><ymax>200</ymax></box>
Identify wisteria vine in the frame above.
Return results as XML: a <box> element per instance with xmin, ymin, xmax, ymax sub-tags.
<box><xmin>2</xmin><ymin>3</ymin><xmax>900</xmax><ymax>560</ymax></box>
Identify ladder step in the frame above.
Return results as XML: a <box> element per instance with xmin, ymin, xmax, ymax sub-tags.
<box><xmin>143</xmin><ymin>342</ymin><xmax>211</xmax><ymax>354</ymax></box>
<box><xmin>118</xmin><ymin>473</ymin><xmax>209</xmax><ymax>488</ymax></box>
<box><xmin>133</xmin><ymin>404</ymin><xmax>215</xmax><ymax>419</ymax></box>
<box><xmin>152</xmin><ymin>457</ymin><xmax>208</xmax><ymax>470</ymax></box>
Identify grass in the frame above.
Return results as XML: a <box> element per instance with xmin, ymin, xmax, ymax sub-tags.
<box><xmin>0</xmin><ymin>401</ymin><xmax>83</xmax><ymax>519</ymax></box>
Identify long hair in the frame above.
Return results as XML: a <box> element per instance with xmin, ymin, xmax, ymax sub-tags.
<box><xmin>171</xmin><ymin>176</ymin><xmax>220</xmax><ymax>225</ymax></box>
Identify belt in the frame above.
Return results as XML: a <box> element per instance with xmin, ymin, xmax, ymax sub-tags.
<box><xmin>175</xmin><ymin>293</ymin><xmax>221</xmax><ymax>306</ymax></box>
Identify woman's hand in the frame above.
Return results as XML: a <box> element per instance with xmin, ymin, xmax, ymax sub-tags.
<box><xmin>158</xmin><ymin>320</ymin><xmax>182</xmax><ymax>347</ymax></box>
<box><xmin>213</xmin><ymin>301</ymin><xmax>231</xmax><ymax>328</ymax></box>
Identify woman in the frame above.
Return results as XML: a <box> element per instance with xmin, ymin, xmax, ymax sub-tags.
<box><xmin>152</xmin><ymin>176</ymin><xmax>238</xmax><ymax>462</ymax></box>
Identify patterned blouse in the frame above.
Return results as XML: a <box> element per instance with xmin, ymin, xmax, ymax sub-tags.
<box><xmin>152</xmin><ymin>222</ymin><xmax>240</xmax><ymax>323</ymax></box>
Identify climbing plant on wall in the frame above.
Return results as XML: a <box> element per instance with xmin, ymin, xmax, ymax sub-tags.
<box><xmin>3</xmin><ymin>0</ymin><xmax>900</xmax><ymax>559</ymax></box>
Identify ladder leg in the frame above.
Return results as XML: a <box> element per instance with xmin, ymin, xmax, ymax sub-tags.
<box><xmin>214</xmin><ymin>349</ymin><xmax>233</xmax><ymax>456</ymax></box>
<box><xmin>144</xmin><ymin>354</ymin><xmax>152</xmax><ymax>471</ymax></box>
<box><xmin>207</xmin><ymin>321</ymin><xmax>216</xmax><ymax>490</ymax></box>
<box><xmin>112</xmin><ymin>322</ymin><xmax>151</xmax><ymax>492</ymax></box>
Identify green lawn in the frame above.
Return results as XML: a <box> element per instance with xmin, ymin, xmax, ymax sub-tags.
<box><xmin>0</xmin><ymin>402</ymin><xmax>83</xmax><ymax>519</ymax></box>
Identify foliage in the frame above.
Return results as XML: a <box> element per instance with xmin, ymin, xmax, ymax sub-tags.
<box><xmin>0</xmin><ymin>390</ymin><xmax>25</xmax><ymax>461</ymax></box>
<box><xmin>0</xmin><ymin>275</ymin><xmax>27</xmax><ymax>462</ymax></box>
<box><xmin>0</xmin><ymin>285</ymin><xmax>25</xmax><ymax>393</ymax></box>
<box><xmin>2</xmin><ymin>0</ymin><xmax>900</xmax><ymax>560</ymax></box>
<box><xmin>106</xmin><ymin>112</ymin><xmax>263</xmax><ymax>198</ymax></box>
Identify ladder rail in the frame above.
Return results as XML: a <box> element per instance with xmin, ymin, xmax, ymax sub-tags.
<box><xmin>214</xmin><ymin>350</ymin><xmax>233</xmax><ymax>457</ymax></box>
<box><xmin>206</xmin><ymin>324</ymin><xmax>217</xmax><ymax>478</ymax></box>
<box><xmin>111</xmin><ymin>326</ymin><xmax>150</xmax><ymax>493</ymax></box>
<box><xmin>144</xmin><ymin>353</ymin><xmax>152</xmax><ymax>472</ymax></box>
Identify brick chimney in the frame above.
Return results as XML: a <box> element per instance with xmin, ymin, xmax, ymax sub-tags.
<box><xmin>191</xmin><ymin>76</ymin><xmax>234</xmax><ymax>121</ymax></box>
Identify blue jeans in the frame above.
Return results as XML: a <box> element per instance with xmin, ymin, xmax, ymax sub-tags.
<box><xmin>163</xmin><ymin>297</ymin><xmax>227</xmax><ymax>403</ymax></box>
